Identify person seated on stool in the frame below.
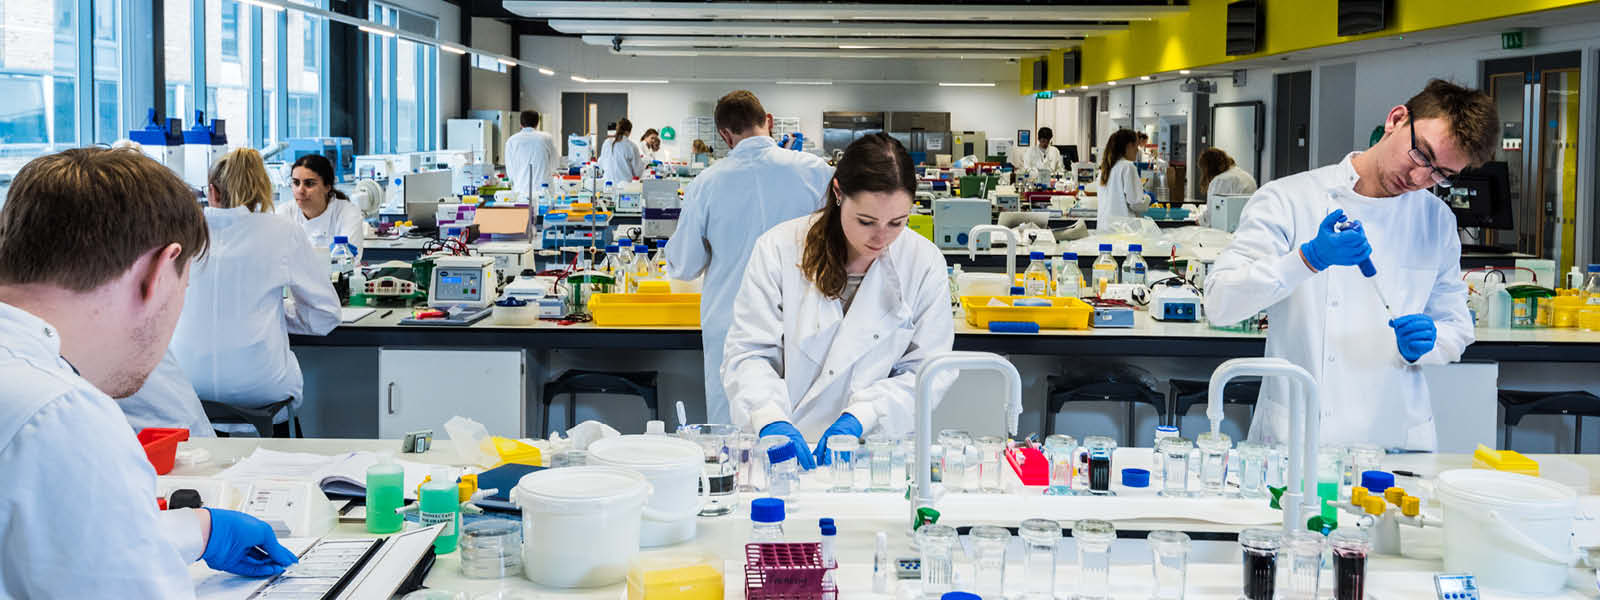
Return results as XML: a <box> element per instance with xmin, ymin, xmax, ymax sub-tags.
<box><xmin>0</xmin><ymin>147</ymin><xmax>297</xmax><ymax>596</ymax></box>
<box><xmin>722</xmin><ymin>133</ymin><xmax>956</xmax><ymax>469</ymax></box>
<box><xmin>170</xmin><ymin>148</ymin><xmax>341</xmax><ymax>436</ymax></box>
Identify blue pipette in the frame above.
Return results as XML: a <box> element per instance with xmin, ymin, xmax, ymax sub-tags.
<box><xmin>1337</xmin><ymin>218</ymin><xmax>1396</xmax><ymax>319</ymax></box>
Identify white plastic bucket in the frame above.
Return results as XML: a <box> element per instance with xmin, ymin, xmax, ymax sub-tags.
<box><xmin>957</xmin><ymin>272</ymin><xmax>1011</xmax><ymax>298</ymax></box>
<box><xmin>1434</xmin><ymin>469</ymin><xmax>1577</xmax><ymax>594</ymax></box>
<box><xmin>587</xmin><ymin>435</ymin><xmax>709</xmax><ymax>547</ymax></box>
<box><xmin>510</xmin><ymin>466</ymin><xmax>653</xmax><ymax>587</ymax></box>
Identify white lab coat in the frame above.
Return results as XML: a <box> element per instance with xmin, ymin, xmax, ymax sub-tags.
<box><xmin>1097</xmin><ymin>158</ymin><xmax>1146</xmax><ymax>230</ymax></box>
<box><xmin>117</xmin><ymin>348</ymin><xmax>216</xmax><ymax>437</ymax></box>
<box><xmin>666</xmin><ymin>136</ymin><xmax>834</xmax><ymax>425</ymax></box>
<box><xmin>1199</xmin><ymin>166</ymin><xmax>1259</xmax><ymax>228</ymax></box>
<box><xmin>1203</xmin><ymin>153</ymin><xmax>1474</xmax><ymax>450</ymax></box>
<box><xmin>1021</xmin><ymin>145</ymin><xmax>1063</xmax><ymax>180</ymax></box>
<box><xmin>504</xmin><ymin>127</ymin><xmax>560</xmax><ymax>202</ymax></box>
<box><xmin>0</xmin><ymin>302</ymin><xmax>204</xmax><ymax>598</ymax></box>
<box><xmin>170</xmin><ymin>206</ymin><xmax>341</xmax><ymax>417</ymax></box>
<box><xmin>278</xmin><ymin>197</ymin><xmax>367</xmax><ymax>263</ymax></box>
<box><xmin>599</xmin><ymin>137</ymin><xmax>645</xmax><ymax>183</ymax></box>
<box><xmin>641</xmin><ymin>145</ymin><xmax>672</xmax><ymax>164</ymax></box>
<box><xmin>722</xmin><ymin>216</ymin><xmax>957</xmax><ymax>441</ymax></box>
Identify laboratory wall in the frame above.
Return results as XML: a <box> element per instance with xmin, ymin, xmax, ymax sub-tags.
<box><xmin>515</xmin><ymin>36</ymin><xmax>1034</xmax><ymax>158</ymax></box>
<box><xmin>372</xmin><ymin>0</ymin><xmax>462</xmax><ymax>141</ymax></box>
<box><xmin>468</xmin><ymin>18</ymin><xmax>514</xmax><ymax>112</ymax></box>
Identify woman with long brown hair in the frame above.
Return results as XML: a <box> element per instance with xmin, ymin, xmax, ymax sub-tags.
<box><xmin>721</xmin><ymin>133</ymin><xmax>954</xmax><ymax>469</ymax></box>
<box><xmin>598</xmin><ymin>117</ymin><xmax>644</xmax><ymax>181</ymax></box>
<box><xmin>1096</xmin><ymin>128</ymin><xmax>1147</xmax><ymax>230</ymax></box>
<box><xmin>1195</xmin><ymin>147</ymin><xmax>1257</xmax><ymax>227</ymax></box>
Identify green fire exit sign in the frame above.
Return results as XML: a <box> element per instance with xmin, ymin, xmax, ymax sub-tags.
<box><xmin>1502</xmin><ymin>30</ymin><xmax>1524</xmax><ymax>50</ymax></box>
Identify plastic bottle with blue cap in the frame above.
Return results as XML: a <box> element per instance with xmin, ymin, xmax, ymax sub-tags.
<box><xmin>749</xmin><ymin>498</ymin><xmax>786</xmax><ymax>542</ymax></box>
<box><xmin>1092</xmin><ymin>243</ymin><xmax>1119</xmax><ymax>293</ymax></box>
<box><xmin>1023</xmin><ymin>251</ymin><xmax>1051</xmax><ymax>296</ymax></box>
<box><xmin>766</xmin><ymin>442</ymin><xmax>799</xmax><ymax>503</ymax></box>
<box><xmin>1055</xmin><ymin>252</ymin><xmax>1083</xmax><ymax>299</ymax></box>
<box><xmin>1121</xmin><ymin>243</ymin><xmax>1148</xmax><ymax>286</ymax></box>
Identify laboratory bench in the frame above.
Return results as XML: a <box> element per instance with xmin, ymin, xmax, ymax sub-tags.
<box><xmin>173</xmin><ymin>437</ymin><xmax>1600</xmax><ymax>599</ymax></box>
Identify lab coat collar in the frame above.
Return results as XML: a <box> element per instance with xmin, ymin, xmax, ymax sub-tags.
<box><xmin>0</xmin><ymin>301</ymin><xmax>68</xmax><ymax>370</ymax></box>
<box><xmin>204</xmin><ymin>205</ymin><xmax>252</xmax><ymax>218</ymax></box>
<box><xmin>729</xmin><ymin>135</ymin><xmax>778</xmax><ymax>158</ymax></box>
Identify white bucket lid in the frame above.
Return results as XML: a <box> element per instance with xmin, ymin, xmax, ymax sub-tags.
<box><xmin>1435</xmin><ymin>469</ymin><xmax>1578</xmax><ymax>514</ymax></box>
<box><xmin>514</xmin><ymin>466</ymin><xmax>651</xmax><ymax>513</ymax></box>
<box><xmin>588</xmin><ymin>435</ymin><xmax>704</xmax><ymax>476</ymax></box>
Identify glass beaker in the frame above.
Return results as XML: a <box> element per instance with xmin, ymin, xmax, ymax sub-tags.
<box><xmin>916</xmin><ymin>524</ymin><xmax>958</xmax><ymax>598</ymax></box>
<box><xmin>1157</xmin><ymin>437</ymin><xmax>1193</xmax><ymax>498</ymax></box>
<box><xmin>938</xmin><ymin>430</ymin><xmax>972</xmax><ymax>492</ymax></box>
<box><xmin>755</xmin><ymin>434</ymin><xmax>790</xmax><ymax>494</ymax></box>
<box><xmin>1148</xmin><ymin>529</ymin><xmax>1191</xmax><ymax>600</ymax></box>
<box><xmin>1283</xmin><ymin>530</ymin><xmax>1326</xmax><ymax>600</ymax></box>
<box><xmin>1020</xmin><ymin>518</ymin><xmax>1060</xmax><ymax>600</ymax></box>
<box><xmin>1236</xmin><ymin>441</ymin><xmax>1269</xmax><ymax>498</ymax></box>
<box><xmin>1083</xmin><ymin>436</ymin><xmax>1117</xmax><ymax>495</ymax></box>
<box><xmin>1266</xmin><ymin>443</ymin><xmax>1288</xmax><ymax>489</ymax></box>
<box><xmin>1317</xmin><ymin>445</ymin><xmax>1344</xmax><ymax>522</ymax></box>
<box><xmin>975</xmin><ymin>435</ymin><xmax>1007</xmax><ymax>493</ymax></box>
<box><xmin>1072</xmin><ymin>519</ymin><xmax>1115</xmax><ymax>600</ymax></box>
<box><xmin>1043</xmin><ymin>434</ymin><xmax>1078</xmax><ymax>496</ymax></box>
<box><xmin>1330</xmin><ymin>528</ymin><xmax>1371</xmax><ymax>600</ymax></box>
<box><xmin>680</xmin><ymin>424</ymin><xmax>740</xmax><ymax>516</ymax></box>
<box><xmin>1195</xmin><ymin>432</ymin><xmax>1232</xmax><ymax>497</ymax></box>
<box><xmin>1239</xmin><ymin>528</ymin><xmax>1283</xmax><ymax>600</ymax></box>
<box><xmin>1346</xmin><ymin>443</ymin><xmax>1382</xmax><ymax>499</ymax></box>
<box><xmin>867</xmin><ymin>434</ymin><xmax>896</xmax><ymax>492</ymax></box>
<box><xmin>969</xmin><ymin>525</ymin><xmax>1010</xmax><ymax>598</ymax></box>
<box><xmin>734</xmin><ymin>433</ymin><xmax>760</xmax><ymax>493</ymax></box>
<box><xmin>827</xmin><ymin>434</ymin><xmax>858</xmax><ymax>493</ymax></box>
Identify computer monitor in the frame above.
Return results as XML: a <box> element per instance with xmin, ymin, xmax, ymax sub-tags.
<box><xmin>1446</xmin><ymin>161</ymin><xmax>1512</xmax><ymax>230</ymax></box>
<box><xmin>1017</xmin><ymin>129</ymin><xmax>1031</xmax><ymax>147</ymax></box>
<box><xmin>1056</xmin><ymin>145</ymin><xmax>1080</xmax><ymax>168</ymax></box>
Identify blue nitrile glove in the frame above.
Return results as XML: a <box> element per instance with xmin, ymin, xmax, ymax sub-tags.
<box><xmin>202</xmin><ymin>508</ymin><xmax>299</xmax><ymax>577</ymax></box>
<box><xmin>760</xmin><ymin>421</ymin><xmax>816</xmax><ymax>471</ymax></box>
<box><xmin>1389</xmin><ymin>314</ymin><xmax>1437</xmax><ymax>363</ymax></box>
<box><xmin>812</xmin><ymin>413</ymin><xmax>864</xmax><ymax>466</ymax></box>
<box><xmin>1299</xmin><ymin>209</ymin><xmax>1373</xmax><ymax>272</ymax></box>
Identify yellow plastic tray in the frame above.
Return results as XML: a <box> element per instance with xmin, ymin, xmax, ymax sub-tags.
<box><xmin>961</xmin><ymin>296</ymin><xmax>1093</xmax><ymax>329</ymax></box>
<box><xmin>590</xmin><ymin>293</ymin><xmax>701</xmax><ymax>327</ymax></box>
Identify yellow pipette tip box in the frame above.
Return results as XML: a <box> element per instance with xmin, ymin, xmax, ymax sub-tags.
<box><xmin>627</xmin><ymin>548</ymin><xmax>724</xmax><ymax>600</ymax></box>
<box><xmin>1472</xmin><ymin>443</ymin><xmax>1539</xmax><ymax>477</ymax></box>
<box><xmin>491</xmin><ymin>436</ymin><xmax>543</xmax><ymax>467</ymax></box>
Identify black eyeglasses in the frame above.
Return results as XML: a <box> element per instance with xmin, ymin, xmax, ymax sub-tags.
<box><xmin>1405</xmin><ymin>104</ymin><xmax>1453</xmax><ymax>188</ymax></box>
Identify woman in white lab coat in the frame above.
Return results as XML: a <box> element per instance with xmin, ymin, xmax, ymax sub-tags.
<box><xmin>639</xmin><ymin>128</ymin><xmax>671</xmax><ymax>164</ymax></box>
<box><xmin>722</xmin><ymin>133</ymin><xmax>955</xmax><ymax>468</ymax></box>
<box><xmin>278</xmin><ymin>153</ymin><xmax>367</xmax><ymax>263</ymax></box>
<box><xmin>1095</xmin><ymin>128</ymin><xmax>1147</xmax><ymax>231</ymax></box>
<box><xmin>170</xmin><ymin>148</ymin><xmax>341</xmax><ymax>434</ymax></box>
<box><xmin>598</xmin><ymin>118</ymin><xmax>645</xmax><ymax>182</ymax></box>
<box><xmin>1195</xmin><ymin>147</ymin><xmax>1258</xmax><ymax>228</ymax></box>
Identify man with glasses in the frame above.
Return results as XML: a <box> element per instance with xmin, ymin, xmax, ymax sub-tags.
<box><xmin>1204</xmin><ymin>80</ymin><xmax>1498</xmax><ymax>451</ymax></box>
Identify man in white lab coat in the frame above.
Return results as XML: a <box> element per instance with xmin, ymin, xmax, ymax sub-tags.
<box><xmin>667</xmin><ymin>90</ymin><xmax>835</xmax><ymax>425</ymax></box>
<box><xmin>504</xmin><ymin>110</ymin><xmax>560</xmax><ymax>205</ymax></box>
<box><xmin>1205</xmin><ymin>80</ymin><xmax>1495</xmax><ymax>450</ymax></box>
<box><xmin>1020</xmin><ymin>126</ymin><xmax>1064</xmax><ymax>182</ymax></box>
<box><xmin>0</xmin><ymin>148</ymin><xmax>296</xmax><ymax>597</ymax></box>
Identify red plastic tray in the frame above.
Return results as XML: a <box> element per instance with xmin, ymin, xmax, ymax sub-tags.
<box><xmin>1006</xmin><ymin>446</ymin><xmax>1048</xmax><ymax>486</ymax></box>
<box><xmin>138</xmin><ymin>428</ymin><xmax>190</xmax><ymax>475</ymax></box>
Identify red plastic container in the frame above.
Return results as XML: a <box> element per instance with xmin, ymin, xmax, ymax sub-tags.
<box><xmin>1006</xmin><ymin>446</ymin><xmax>1049</xmax><ymax>486</ymax></box>
<box><xmin>745</xmin><ymin>543</ymin><xmax>834</xmax><ymax>599</ymax></box>
<box><xmin>138</xmin><ymin>428</ymin><xmax>190</xmax><ymax>475</ymax></box>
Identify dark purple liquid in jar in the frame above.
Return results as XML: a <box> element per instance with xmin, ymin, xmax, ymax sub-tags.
<box><xmin>1334</xmin><ymin>549</ymin><xmax>1367</xmax><ymax>600</ymax></box>
<box><xmin>1242</xmin><ymin>547</ymin><xmax>1277</xmax><ymax>600</ymax></box>
<box><xmin>1089</xmin><ymin>452</ymin><xmax>1112</xmax><ymax>491</ymax></box>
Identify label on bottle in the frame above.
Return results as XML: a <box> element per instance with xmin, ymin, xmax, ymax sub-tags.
<box><xmin>1025</xmin><ymin>278</ymin><xmax>1050</xmax><ymax>296</ymax></box>
<box><xmin>419</xmin><ymin>510</ymin><xmax>458</xmax><ymax>537</ymax></box>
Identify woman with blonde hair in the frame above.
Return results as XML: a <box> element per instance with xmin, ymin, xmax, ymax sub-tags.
<box><xmin>166</xmin><ymin>147</ymin><xmax>341</xmax><ymax>435</ymax></box>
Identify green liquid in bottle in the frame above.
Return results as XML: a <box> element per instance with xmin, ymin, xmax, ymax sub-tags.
<box><xmin>419</xmin><ymin>478</ymin><xmax>460</xmax><ymax>554</ymax></box>
<box><xmin>1318</xmin><ymin>480</ymin><xmax>1339</xmax><ymax>524</ymax></box>
<box><xmin>365</xmin><ymin>463</ymin><xmax>405</xmax><ymax>534</ymax></box>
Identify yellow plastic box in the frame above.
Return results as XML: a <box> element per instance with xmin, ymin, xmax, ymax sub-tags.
<box><xmin>962</xmin><ymin>296</ymin><xmax>1093</xmax><ymax>329</ymax></box>
<box><xmin>627</xmin><ymin>548</ymin><xmax>724</xmax><ymax>600</ymax></box>
<box><xmin>590</xmin><ymin>293</ymin><xmax>701</xmax><ymax>327</ymax></box>
<box><xmin>1471</xmin><ymin>443</ymin><xmax>1539</xmax><ymax>477</ymax></box>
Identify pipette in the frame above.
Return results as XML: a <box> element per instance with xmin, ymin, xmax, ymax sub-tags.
<box><xmin>1335</xmin><ymin>218</ymin><xmax>1396</xmax><ymax>320</ymax></box>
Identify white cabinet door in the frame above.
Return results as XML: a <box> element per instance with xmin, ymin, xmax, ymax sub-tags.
<box><xmin>378</xmin><ymin>348</ymin><xmax>524</xmax><ymax>439</ymax></box>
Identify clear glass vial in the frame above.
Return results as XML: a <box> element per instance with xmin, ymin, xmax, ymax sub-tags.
<box><xmin>1020</xmin><ymin>518</ymin><xmax>1061</xmax><ymax>600</ymax></box>
<box><xmin>867</xmin><ymin>434</ymin><xmax>896</xmax><ymax>492</ymax></box>
<box><xmin>1083</xmin><ymin>436</ymin><xmax>1117</xmax><ymax>495</ymax></box>
<box><xmin>827</xmin><ymin>434</ymin><xmax>858</xmax><ymax>493</ymax></box>
<box><xmin>1331</xmin><ymin>528</ymin><xmax>1371</xmax><ymax>600</ymax></box>
<box><xmin>975</xmin><ymin>435</ymin><xmax>1007</xmax><ymax>493</ymax></box>
<box><xmin>916</xmin><ymin>524</ymin><xmax>959</xmax><ymax>599</ymax></box>
<box><xmin>969</xmin><ymin>525</ymin><xmax>1011</xmax><ymax>599</ymax></box>
<box><xmin>1072</xmin><ymin>519</ymin><xmax>1116</xmax><ymax>600</ymax></box>
<box><xmin>1195</xmin><ymin>432</ymin><xmax>1232</xmax><ymax>497</ymax></box>
<box><xmin>1043</xmin><ymin>434</ymin><xmax>1078</xmax><ymax>496</ymax></box>
<box><xmin>1239</xmin><ymin>528</ymin><xmax>1283</xmax><ymax>600</ymax></box>
<box><xmin>938</xmin><ymin>430</ymin><xmax>973</xmax><ymax>492</ymax></box>
<box><xmin>1157</xmin><ymin>437</ymin><xmax>1193</xmax><ymax>498</ymax></box>
<box><xmin>1148</xmin><ymin>529</ymin><xmax>1191</xmax><ymax>600</ymax></box>
<box><xmin>1283</xmin><ymin>530</ymin><xmax>1327</xmax><ymax>600</ymax></box>
<box><xmin>1236</xmin><ymin>441</ymin><xmax>1270</xmax><ymax>498</ymax></box>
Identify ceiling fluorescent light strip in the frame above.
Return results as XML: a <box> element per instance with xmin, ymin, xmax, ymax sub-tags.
<box><xmin>777</xmin><ymin>80</ymin><xmax>833</xmax><ymax>85</ymax></box>
<box><xmin>938</xmin><ymin>82</ymin><xmax>996</xmax><ymax>87</ymax></box>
